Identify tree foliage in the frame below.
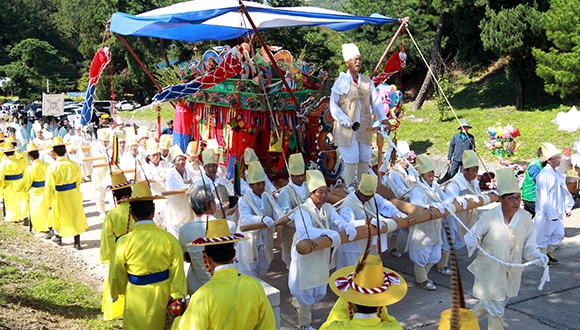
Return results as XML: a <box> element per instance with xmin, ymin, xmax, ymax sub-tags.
<box><xmin>533</xmin><ymin>0</ymin><xmax>580</xmax><ymax>98</ymax></box>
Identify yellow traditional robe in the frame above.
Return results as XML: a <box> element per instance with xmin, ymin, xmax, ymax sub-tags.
<box><xmin>109</xmin><ymin>221</ymin><xmax>186</xmax><ymax>330</ymax></box>
<box><xmin>100</xmin><ymin>202</ymin><xmax>135</xmax><ymax>320</ymax></box>
<box><xmin>20</xmin><ymin>159</ymin><xmax>49</xmax><ymax>232</ymax></box>
<box><xmin>176</xmin><ymin>265</ymin><xmax>275</xmax><ymax>330</ymax></box>
<box><xmin>44</xmin><ymin>157</ymin><xmax>88</xmax><ymax>237</ymax></box>
<box><xmin>0</xmin><ymin>153</ymin><xmax>28</xmax><ymax>222</ymax></box>
<box><xmin>320</xmin><ymin>298</ymin><xmax>403</xmax><ymax>330</ymax></box>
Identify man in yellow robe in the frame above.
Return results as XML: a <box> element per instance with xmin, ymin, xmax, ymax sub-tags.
<box><xmin>109</xmin><ymin>182</ymin><xmax>186</xmax><ymax>330</ymax></box>
<box><xmin>176</xmin><ymin>218</ymin><xmax>275</xmax><ymax>329</ymax></box>
<box><xmin>20</xmin><ymin>143</ymin><xmax>49</xmax><ymax>233</ymax></box>
<box><xmin>44</xmin><ymin>137</ymin><xmax>88</xmax><ymax>249</ymax></box>
<box><xmin>99</xmin><ymin>171</ymin><xmax>135</xmax><ymax>321</ymax></box>
<box><xmin>0</xmin><ymin>141</ymin><xmax>29</xmax><ymax>223</ymax></box>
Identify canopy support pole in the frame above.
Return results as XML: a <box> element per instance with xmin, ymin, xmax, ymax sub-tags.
<box><xmin>238</xmin><ymin>1</ymin><xmax>300</xmax><ymax>110</ymax></box>
<box><xmin>370</xmin><ymin>17</ymin><xmax>408</xmax><ymax>79</ymax></box>
<box><xmin>115</xmin><ymin>33</ymin><xmax>176</xmax><ymax>109</ymax></box>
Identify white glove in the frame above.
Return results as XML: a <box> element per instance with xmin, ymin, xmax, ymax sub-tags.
<box><xmin>464</xmin><ymin>232</ymin><xmax>480</xmax><ymax>249</ymax></box>
<box><xmin>485</xmin><ymin>190</ymin><xmax>499</xmax><ymax>196</ymax></box>
<box><xmin>455</xmin><ymin>196</ymin><xmax>468</xmax><ymax>209</ymax></box>
<box><xmin>339</xmin><ymin>118</ymin><xmax>353</xmax><ymax>128</ymax></box>
<box><xmin>464</xmin><ymin>194</ymin><xmax>480</xmax><ymax>203</ymax></box>
<box><xmin>394</xmin><ymin>211</ymin><xmax>407</xmax><ymax>219</ymax></box>
<box><xmin>261</xmin><ymin>216</ymin><xmax>275</xmax><ymax>228</ymax></box>
<box><xmin>324</xmin><ymin>229</ymin><xmax>341</xmax><ymax>247</ymax></box>
<box><xmin>430</xmin><ymin>203</ymin><xmax>446</xmax><ymax>214</ymax></box>
<box><xmin>345</xmin><ymin>223</ymin><xmax>358</xmax><ymax>241</ymax></box>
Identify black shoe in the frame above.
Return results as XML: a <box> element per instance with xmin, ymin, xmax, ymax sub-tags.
<box><xmin>547</xmin><ymin>253</ymin><xmax>558</xmax><ymax>264</ymax></box>
<box><xmin>52</xmin><ymin>235</ymin><xmax>62</xmax><ymax>245</ymax></box>
<box><xmin>44</xmin><ymin>229</ymin><xmax>54</xmax><ymax>240</ymax></box>
<box><xmin>73</xmin><ymin>243</ymin><xmax>82</xmax><ymax>250</ymax></box>
<box><xmin>22</xmin><ymin>217</ymin><xmax>29</xmax><ymax>227</ymax></box>
<box><xmin>73</xmin><ymin>235</ymin><xmax>81</xmax><ymax>250</ymax></box>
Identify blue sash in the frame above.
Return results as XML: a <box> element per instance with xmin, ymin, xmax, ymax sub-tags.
<box><xmin>128</xmin><ymin>269</ymin><xmax>169</xmax><ymax>285</ymax></box>
<box><xmin>31</xmin><ymin>181</ymin><xmax>45</xmax><ymax>188</ymax></box>
<box><xmin>55</xmin><ymin>182</ymin><xmax>76</xmax><ymax>191</ymax></box>
<box><xmin>5</xmin><ymin>173</ymin><xmax>23</xmax><ymax>180</ymax></box>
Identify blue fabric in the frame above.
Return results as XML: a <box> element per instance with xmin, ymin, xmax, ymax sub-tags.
<box><xmin>128</xmin><ymin>269</ymin><xmax>169</xmax><ymax>285</ymax></box>
<box><xmin>172</xmin><ymin>132</ymin><xmax>190</xmax><ymax>156</ymax></box>
<box><xmin>81</xmin><ymin>85</ymin><xmax>96</xmax><ymax>126</ymax></box>
<box><xmin>31</xmin><ymin>181</ymin><xmax>45</xmax><ymax>188</ymax></box>
<box><xmin>5</xmin><ymin>173</ymin><xmax>23</xmax><ymax>181</ymax></box>
<box><xmin>55</xmin><ymin>182</ymin><xmax>77</xmax><ymax>192</ymax></box>
<box><xmin>528</xmin><ymin>164</ymin><xmax>542</xmax><ymax>180</ymax></box>
<box><xmin>110</xmin><ymin>1</ymin><xmax>397</xmax><ymax>42</ymax></box>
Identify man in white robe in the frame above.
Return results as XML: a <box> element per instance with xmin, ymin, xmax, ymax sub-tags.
<box><xmin>534</xmin><ymin>142</ymin><xmax>574</xmax><ymax>266</ymax></box>
<box><xmin>466</xmin><ymin>167</ymin><xmax>548</xmax><ymax>330</ymax></box>
<box><xmin>142</xmin><ymin>138</ymin><xmax>170</xmax><ymax>227</ymax></box>
<box><xmin>165</xmin><ymin>146</ymin><xmax>195</xmax><ymax>238</ymax></box>
<box><xmin>90</xmin><ymin>128</ymin><xmax>112</xmax><ymax>217</ymax></box>
<box><xmin>195</xmin><ymin>149</ymin><xmax>234</xmax><ymax>219</ymax></box>
<box><xmin>240</xmin><ymin>147</ymin><xmax>276</xmax><ymax>195</ymax></box>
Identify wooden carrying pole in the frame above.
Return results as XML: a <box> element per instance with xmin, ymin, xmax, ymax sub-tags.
<box><xmin>370</xmin><ymin>17</ymin><xmax>408</xmax><ymax>79</ymax></box>
<box><xmin>295</xmin><ymin>193</ymin><xmax>499</xmax><ymax>255</ymax></box>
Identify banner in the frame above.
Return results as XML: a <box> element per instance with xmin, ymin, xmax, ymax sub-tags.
<box><xmin>42</xmin><ymin>93</ymin><xmax>64</xmax><ymax>116</ymax></box>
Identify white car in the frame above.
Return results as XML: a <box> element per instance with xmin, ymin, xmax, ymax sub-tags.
<box><xmin>116</xmin><ymin>100</ymin><xmax>140</xmax><ymax>111</ymax></box>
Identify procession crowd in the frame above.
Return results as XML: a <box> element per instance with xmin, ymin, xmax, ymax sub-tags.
<box><xmin>0</xmin><ymin>43</ymin><xmax>574</xmax><ymax>330</ymax></box>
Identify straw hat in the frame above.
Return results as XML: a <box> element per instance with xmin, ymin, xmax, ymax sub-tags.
<box><xmin>145</xmin><ymin>139</ymin><xmax>159</xmax><ymax>155</ymax></box>
<box><xmin>120</xmin><ymin>181</ymin><xmax>165</xmax><ymax>203</ymax></box>
<box><xmin>169</xmin><ymin>145</ymin><xmax>185</xmax><ymax>160</ymax></box>
<box><xmin>188</xmin><ymin>219</ymin><xmax>248</xmax><ymax>246</ymax></box>
<box><xmin>342</xmin><ymin>43</ymin><xmax>360</xmax><ymax>62</ymax></box>
<box><xmin>247</xmin><ymin>161</ymin><xmax>265</xmax><ymax>184</ymax></box>
<box><xmin>98</xmin><ymin>128</ymin><xmax>111</xmax><ymax>142</ymax></box>
<box><xmin>106</xmin><ymin>171</ymin><xmax>134</xmax><ymax>191</ymax></box>
<box><xmin>288</xmin><ymin>153</ymin><xmax>305</xmax><ymax>176</ymax></box>
<box><xmin>1</xmin><ymin>141</ymin><xmax>17</xmax><ymax>152</ymax></box>
<box><xmin>21</xmin><ymin>142</ymin><xmax>43</xmax><ymax>154</ymax></box>
<box><xmin>541</xmin><ymin>142</ymin><xmax>560</xmax><ymax>161</ymax></box>
<box><xmin>329</xmin><ymin>255</ymin><xmax>407</xmax><ymax>307</ymax></box>
<box><xmin>415</xmin><ymin>154</ymin><xmax>434</xmax><ymax>174</ymax></box>
<box><xmin>159</xmin><ymin>134</ymin><xmax>172</xmax><ymax>150</ymax></box>
<box><xmin>462</xmin><ymin>150</ymin><xmax>479</xmax><ymax>169</ymax></box>
<box><xmin>202</xmin><ymin>149</ymin><xmax>217</xmax><ymax>165</ymax></box>
<box><xmin>396</xmin><ymin>141</ymin><xmax>411</xmax><ymax>159</ymax></box>
<box><xmin>496</xmin><ymin>167</ymin><xmax>519</xmax><ymax>196</ymax></box>
<box><xmin>306</xmin><ymin>169</ymin><xmax>326</xmax><ymax>192</ymax></box>
<box><xmin>358</xmin><ymin>174</ymin><xmax>377</xmax><ymax>197</ymax></box>
<box><xmin>186</xmin><ymin>141</ymin><xmax>198</xmax><ymax>156</ymax></box>
<box><xmin>457</xmin><ymin>120</ymin><xmax>472</xmax><ymax>129</ymax></box>
<box><xmin>50</xmin><ymin>136</ymin><xmax>67</xmax><ymax>148</ymax></box>
<box><xmin>243</xmin><ymin>147</ymin><xmax>258</xmax><ymax>163</ymax></box>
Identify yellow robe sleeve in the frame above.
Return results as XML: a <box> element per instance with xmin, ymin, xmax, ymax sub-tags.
<box><xmin>108</xmin><ymin>236</ymin><xmax>129</xmax><ymax>300</ymax></box>
<box><xmin>100</xmin><ymin>213</ymin><xmax>116</xmax><ymax>264</ymax></box>
<box><xmin>44</xmin><ymin>165</ymin><xmax>55</xmax><ymax>207</ymax></box>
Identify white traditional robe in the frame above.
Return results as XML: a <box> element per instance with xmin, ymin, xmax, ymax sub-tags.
<box><xmin>534</xmin><ymin>164</ymin><xmax>574</xmax><ymax>249</ymax></box>
<box><xmin>142</xmin><ymin>159</ymin><xmax>170</xmax><ymax>227</ymax></box>
<box><xmin>240</xmin><ymin>168</ymin><xmax>276</xmax><ymax>195</ymax></box>
<box><xmin>277</xmin><ymin>181</ymin><xmax>309</xmax><ymax>266</ymax></box>
<box><xmin>443</xmin><ymin>172</ymin><xmax>481</xmax><ymax>249</ymax></box>
<box><xmin>386</xmin><ymin>163</ymin><xmax>417</xmax><ymax>197</ymax></box>
<box><xmin>90</xmin><ymin>143</ymin><xmax>112</xmax><ymax>215</ymax></box>
<box><xmin>165</xmin><ymin>167</ymin><xmax>195</xmax><ymax>238</ymax></box>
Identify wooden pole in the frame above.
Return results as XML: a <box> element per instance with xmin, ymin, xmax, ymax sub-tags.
<box><xmin>370</xmin><ymin>18</ymin><xmax>408</xmax><ymax>79</ymax></box>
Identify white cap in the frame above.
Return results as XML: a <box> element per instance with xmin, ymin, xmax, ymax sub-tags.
<box><xmin>342</xmin><ymin>43</ymin><xmax>360</xmax><ymax>62</ymax></box>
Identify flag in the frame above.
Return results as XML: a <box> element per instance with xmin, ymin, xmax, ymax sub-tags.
<box><xmin>81</xmin><ymin>47</ymin><xmax>111</xmax><ymax>126</ymax></box>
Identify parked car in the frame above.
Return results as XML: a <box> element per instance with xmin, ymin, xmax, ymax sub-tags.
<box><xmin>92</xmin><ymin>100</ymin><xmax>114</xmax><ymax>115</ymax></box>
<box><xmin>116</xmin><ymin>100</ymin><xmax>140</xmax><ymax>111</ymax></box>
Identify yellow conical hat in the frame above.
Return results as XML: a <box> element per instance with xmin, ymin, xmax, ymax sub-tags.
<box><xmin>120</xmin><ymin>181</ymin><xmax>165</xmax><ymax>202</ymax></box>
<box><xmin>106</xmin><ymin>171</ymin><xmax>134</xmax><ymax>191</ymax></box>
<box><xmin>288</xmin><ymin>153</ymin><xmax>305</xmax><ymax>176</ymax></box>
<box><xmin>243</xmin><ymin>147</ymin><xmax>258</xmax><ymax>163</ymax></box>
<box><xmin>159</xmin><ymin>134</ymin><xmax>172</xmax><ymax>150</ymax></box>
<box><xmin>306</xmin><ymin>169</ymin><xmax>326</xmax><ymax>192</ymax></box>
<box><xmin>329</xmin><ymin>255</ymin><xmax>407</xmax><ymax>307</ymax></box>
<box><xmin>145</xmin><ymin>138</ymin><xmax>159</xmax><ymax>155</ymax></box>
<box><xmin>51</xmin><ymin>136</ymin><xmax>67</xmax><ymax>147</ymax></box>
<box><xmin>98</xmin><ymin>128</ymin><xmax>111</xmax><ymax>142</ymax></box>
<box><xmin>541</xmin><ymin>142</ymin><xmax>560</xmax><ymax>161</ymax></box>
<box><xmin>201</xmin><ymin>149</ymin><xmax>217</xmax><ymax>165</ymax></box>
<box><xmin>415</xmin><ymin>154</ymin><xmax>434</xmax><ymax>174</ymax></box>
<box><xmin>462</xmin><ymin>150</ymin><xmax>479</xmax><ymax>169</ymax></box>
<box><xmin>188</xmin><ymin>219</ymin><xmax>249</xmax><ymax>246</ymax></box>
<box><xmin>126</xmin><ymin>135</ymin><xmax>138</xmax><ymax>147</ymax></box>
<box><xmin>371</xmin><ymin>150</ymin><xmax>379</xmax><ymax>167</ymax></box>
<box><xmin>496</xmin><ymin>167</ymin><xmax>519</xmax><ymax>196</ymax></box>
<box><xmin>358</xmin><ymin>174</ymin><xmax>377</xmax><ymax>196</ymax></box>
<box><xmin>116</xmin><ymin>130</ymin><xmax>126</xmax><ymax>141</ymax></box>
<box><xmin>21</xmin><ymin>142</ymin><xmax>43</xmax><ymax>154</ymax></box>
<box><xmin>247</xmin><ymin>161</ymin><xmax>265</xmax><ymax>184</ymax></box>
<box><xmin>169</xmin><ymin>145</ymin><xmax>185</xmax><ymax>160</ymax></box>
<box><xmin>186</xmin><ymin>141</ymin><xmax>198</xmax><ymax>156</ymax></box>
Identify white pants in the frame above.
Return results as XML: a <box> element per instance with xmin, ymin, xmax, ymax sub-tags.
<box><xmin>338</xmin><ymin>131</ymin><xmax>372</xmax><ymax>164</ymax></box>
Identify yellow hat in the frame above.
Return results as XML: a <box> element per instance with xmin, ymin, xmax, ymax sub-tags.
<box><xmin>202</xmin><ymin>149</ymin><xmax>217</xmax><ymax>165</ymax></box>
<box><xmin>21</xmin><ymin>142</ymin><xmax>43</xmax><ymax>154</ymax></box>
<box><xmin>106</xmin><ymin>171</ymin><xmax>134</xmax><ymax>191</ymax></box>
<box><xmin>159</xmin><ymin>134</ymin><xmax>172</xmax><ymax>150</ymax></box>
<box><xmin>247</xmin><ymin>161</ymin><xmax>266</xmax><ymax>184</ymax></box>
<box><xmin>496</xmin><ymin>167</ymin><xmax>520</xmax><ymax>196</ymax></box>
<box><xmin>358</xmin><ymin>174</ymin><xmax>377</xmax><ymax>196</ymax></box>
<box><xmin>306</xmin><ymin>169</ymin><xmax>326</xmax><ymax>192</ymax></box>
<box><xmin>98</xmin><ymin>128</ymin><xmax>111</xmax><ymax>142</ymax></box>
<box><xmin>243</xmin><ymin>147</ymin><xmax>258</xmax><ymax>163</ymax></box>
<box><xmin>188</xmin><ymin>219</ymin><xmax>249</xmax><ymax>246</ymax></box>
<box><xmin>120</xmin><ymin>181</ymin><xmax>165</xmax><ymax>202</ymax></box>
<box><xmin>288</xmin><ymin>153</ymin><xmax>305</xmax><ymax>176</ymax></box>
<box><xmin>0</xmin><ymin>131</ymin><xmax>4</xmax><ymax>141</ymax></box>
<box><xmin>169</xmin><ymin>145</ymin><xmax>185</xmax><ymax>160</ymax></box>
<box><xmin>186</xmin><ymin>141</ymin><xmax>198</xmax><ymax>156</ymax></box>
<box><xmin>415</xmin><ymin>154</ymin><xmax>434</xmax><ymax>174</ymax></box>
<box><xmin>123</xmin><ymin>126</ymin><xmax>136</xmax><ymax>139</ymax></box>
<box><xmin>116</xmin><ymin>130</ymin><xmax>126</xmax><ymax>142</ymax></box>
<box><xmin>50</xmin><ymin>136</ymin><xmax>67</xmax><ymax>148</ymax></box>
<box><xmin>371</xmin><ymin>150</ymin><xmax>379</xmax><ymax>167</ymax></box>
<box><xmin>146</xmin><ymin>139</ymin><xmax>159</xmax><ymax>155</ymax></box>
<box><xmin>541</xmin><ymin>142</ymin><xmax>560</xmax><ymax>161</ymax></box>
<box><xmin>1</xmin><ymin>141</ymin><xmax>17</xmax><ymax>152</ymax></box>
<box><xmin>462</xmin><ymin>150</ymin><xmax>479</xmax><ymax>169</ymax></box>
<box><xmin>342</xmin><ymin>43</ymin><xmax>360</xmax><ymax>62</ymax></box>
<box><xmin>329</xmin><ymin>255</ymin><xmax>407</xmax><ymax>307</ymax></box>
<box><xmin>126</xmin><ymin>135</ymin><xmax>139</xmax><ymax>147</ymax></box>
<box><xmin>438</xmin><ymin>309</ymin><xmax>479</xmax><ymax>330</ymax></box>
<box><xmin>396</xmin><ymin>141</ymin><xmax>411</xmax><ymax>159</ymax></box>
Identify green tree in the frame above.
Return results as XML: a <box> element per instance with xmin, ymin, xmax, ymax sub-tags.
<box><xmin>480</xmin><ymin>4</ymin><xmax>543</xmax><ymax>110</ymax></box>
<box><xmin>533</xmin><ymin>0</ymin><xmax>580</xmax><ymax>98</ymax></box>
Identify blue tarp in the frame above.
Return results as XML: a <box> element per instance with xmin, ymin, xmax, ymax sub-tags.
<box><xmin>110</xmin><ymin>0</ymin><xmax>398</xmax><ymax>42</ymax></box>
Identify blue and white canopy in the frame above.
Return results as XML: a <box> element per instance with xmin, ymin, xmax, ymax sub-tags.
<box><xmin>110</xmin><ymin>0</ymin><xmax>398</xmax><ymax>42</ymax></box>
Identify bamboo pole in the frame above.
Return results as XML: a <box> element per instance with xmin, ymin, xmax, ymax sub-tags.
<box><xmin>370</xmin><ymin>18</ymin><xmax>409</xmax><ymax>79</ymax></box>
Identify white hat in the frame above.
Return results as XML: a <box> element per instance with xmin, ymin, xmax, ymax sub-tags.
<box><xmin>462</xmin><ymin>150</ymin><xmax>479</xmax><ymax>169</ymax></box>
<box><xmin>201</xmin><ymin>149</ymin><xmax>217</xmax><ymax>165</ymax></box>
<box><xmin>145</xmin><ymin>138</ymin><xmax>159</xmax><ymax>155</ymax></box>
<box><xmin>541</xmin><ymin>142</ymin><xmax>560</xmax><ymax>161</ymax></box>
<box><xmin>33</xmin><ymin>123</ymin><xmax>42</xmax><ymax>133</ymax></box>
<box><xmin>98</xmin><ymin>128</ymin><xmax>111</xmax><ymax>142</ymax></box>
<box><xmin>247</xmin><ymin>161</ymin><xmax>266</xmax><ymax>184</ymax></box>
<box><xmin>396</xmin><ymin>141</ymin><xmax>411</xmax><ymax>159</ymax></box>
<box><xmin>126</xmin><ymin>135</ymin><xmax>138</xmax><ymax>147</ymax></box>
<box><xmin>306</xmin><ymin>169</ymin><xmax>326</xmax><ymax>192</ymax></box>
<box><xmin>159</xmin><ymin>134</ymin><xmax>172</xmax><ymax>150</ymax></box>
<box><xmin>415</xmin><ymin>154</ymin><xmax>434</xmax><ymax>174</ymax></box>
<box><xmin>169</xmin><ymin>144</ymin><xmax>185</xmax><ymax>160</ymax></box>
<box><xmin>342</xmin><ymin>43</ymin><xmax>360</xmax><ymax>62</ymax></box>
<box><xmin>288</xmin><ymin>153</ymin><xmax>305</xmax><ymax>176</ymax></box>
<box><xmin>496</xmin><ymin>167</ymin><xmax>520</xmax><ymax>196</ymax></box>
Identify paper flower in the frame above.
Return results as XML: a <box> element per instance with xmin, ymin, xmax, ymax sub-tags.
<box><xmin>485</xmin><ymin>124</ymin><xmax>521</xmax><ymax>160</ymax></box>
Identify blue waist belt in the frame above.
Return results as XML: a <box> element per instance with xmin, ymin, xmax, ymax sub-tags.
<box><xmin>128</xmin><ymin>269</ymin><xmax>169</xmax><ymax>285</ymax></box>
<box><xmin>31</xmin><ymin>181</ymin><xmax>45</xmax><ymax>188</ymax></box>
<box><xmin>55</xmin><ymin>182</ymin><xmax>76</xmax><ymax>191</ymax></box>
<box><xmin>5</xmin><ymin>173</ymin><xmax>23</xmax><ymax>180</ymax></box>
